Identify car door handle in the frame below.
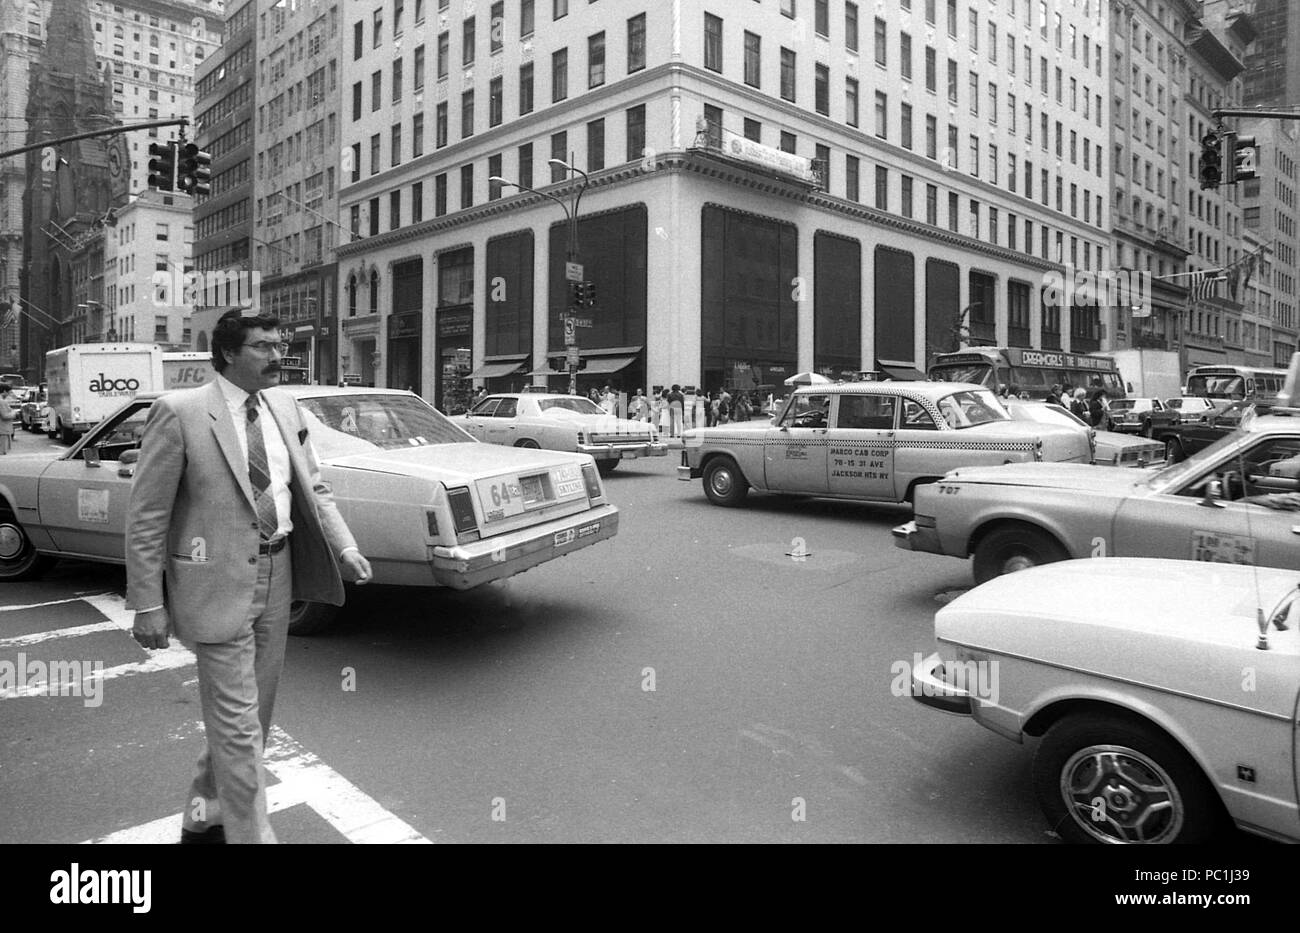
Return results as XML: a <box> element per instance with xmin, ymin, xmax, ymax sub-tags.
<box><xmin>1292</xmin><ymin>526</ymin><xmax>1300</xmax><ymax>536</ymax></box>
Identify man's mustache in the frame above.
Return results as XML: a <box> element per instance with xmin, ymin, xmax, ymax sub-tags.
<box><xmin>263</xmin><ymin>363</ymin><xmax>281</xmax><ymax>374</ymax></box>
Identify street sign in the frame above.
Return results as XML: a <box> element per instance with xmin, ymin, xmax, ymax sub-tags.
<box><xmin>565</xmin><ymin>262</ymin><xmax>584</xmax><ymax>282</ymax></box>
<box><xmin>563</xmin><ymin>316</ymin><xmax>575</xmax><ymax>339</ymax></box>
<box><xmin>1234</xmin><ymin>143</ymin><xmax>1258</xmax><ymax>181</ymax></box>
<box><xmin>566</xmin><ymin>347</ymin><xmax>580</xmax><ymax>366</ymax></box>
<box><xmin>571</xmin><ymin>317</ymin><xmax>593</xmax><ymax>328</ymax></box>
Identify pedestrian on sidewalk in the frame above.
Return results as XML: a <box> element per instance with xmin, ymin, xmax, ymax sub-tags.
<box><xmin>0</xmin><ymin>386</ymin><xmax>15</xmax><ymax>455</ymax></box>
<box><xmin>668</xmin><ymin>384</ymin><xmax>685</xmax><ymax>438</ymax></box>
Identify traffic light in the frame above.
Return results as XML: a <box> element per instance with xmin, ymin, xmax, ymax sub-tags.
<box><xmin>147</xmin><ymin>141</ymin><xmax>176</xmax><ymax>191</ymax></box>
<box><xmin>582</xmin><ymin>281</ymin><xmax>596</xmax><ymax>308</ymax></box>
<box><xmin>550</xmin><ymin>356</ymin><xmax>566</xmax><ymax>372</ymax></box>
<box><xmin>569</xmin><ymin>281</ymin><xmax>584</xmax><ymax>309</ymax></box>
<box><xmin>1225</xmin><ymin>134</ymin><xmax>1258</xmax><ymax>186</ymax></box>
<box><xmin>1198</xmin><ymin>131</ymin><xmax>1223</xmax><ymax>190</ymax></box>
<box><xmin>176</xmin><ymin>143</ymin><xmax>212</xmax><ymax>196</ymax></box>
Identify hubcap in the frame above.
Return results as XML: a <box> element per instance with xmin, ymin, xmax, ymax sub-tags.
<box><xmin>710</xmin><ymin>468</ymin><xmax>734</xmax><ymax>496</ymax></box>
<box><xmin>1001</xmin><ymin>552</ymin><xmax>1038</xmax><ymax>575</ymax></box>
<box><xmin>0</xmin><ymin>523</ymin><xmax>27</xmax><ymax>561</ymax></box>
<box><xmin>1060</xmin><ymin>744</ymin><xmax>1183</xmax><ymax>843</ymax></box>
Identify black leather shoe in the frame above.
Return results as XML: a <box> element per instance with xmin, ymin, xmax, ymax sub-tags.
<box><xmin>180</xmin><ymin>825</ymin><xmax>226</xmax><ymax>844</ymax></box>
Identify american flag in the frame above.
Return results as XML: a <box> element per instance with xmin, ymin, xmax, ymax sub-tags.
<box><xmin>1184</xmin><ymin>269</ymin><xmax>1218</xmax><ymax>308</ymax></box>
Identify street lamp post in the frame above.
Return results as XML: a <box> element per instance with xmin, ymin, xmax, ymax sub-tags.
<box><xmin>490</xmin><ymin>157</ymin><xmax>591</xmax><ymax>395</ymax></box>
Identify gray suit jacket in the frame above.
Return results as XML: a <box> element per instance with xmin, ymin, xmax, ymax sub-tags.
<box><xmin>125</xmin><ymin>381</ymin><xmax>357</xmax><ymax>643</ymax></box>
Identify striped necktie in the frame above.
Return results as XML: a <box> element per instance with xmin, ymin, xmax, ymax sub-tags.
<box><xmin>244</xmin><ymin>393</ymin><xmax>279</xmax><ymax>541</ymax></box>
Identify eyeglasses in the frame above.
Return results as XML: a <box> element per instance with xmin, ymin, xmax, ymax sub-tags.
<box><xmin>243</xmin><ymin>341</ymin><xmax>290</xmax><ymax>355</ymax></box>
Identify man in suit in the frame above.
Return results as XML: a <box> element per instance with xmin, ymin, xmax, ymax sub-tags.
<box><xmin>126</xmin><ymin>310</ymin><xmax>372</xmax><ymax>844</ymax></box>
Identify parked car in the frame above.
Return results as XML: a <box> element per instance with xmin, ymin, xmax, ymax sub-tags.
<box><xmin>894</xmin><ymin>406</ymin><xmax>1300</xmax><ymax>583</ymax></box>
<box><xmin>678</xmin><ymin>382</ymin><xmax>1091</xmax><ymax>507</ymax></box>
<box><xmin>910</xmin><ymin>558</ymin><xmax>1300</xmax><ymax>844</ymax></box>
<box><xmin>1154</xmin><ymin>399</ymin><xmax>1256</xmax><ymax>462</ymax></box>
<box><xmin>0</xmin><ymin>386</ymin><xmax>619</xmax><ymax>634</ymax></box>
<box><xmin>20</xmin><ymin>386</ymin><xmax>47</xmax><ymax>431</ymax></box>
<box><xmin>1163</xmin><ymin>396</ymin><xmax>1222</xmax><ymax>422</ymax></box>
<box><xmin>1105</xmin><ymin>396</ymin><xmax>1166</xmax><ymax>434</ymax></box>
<box><xmin>450</xmin><ymin>392</ymin><xmax>667</xmax><ymax>475</ymax></box>
<box><xmin>1002</xmin><ymin>399</ymin><xmax>1164</xmax><ymax>468</ymax></box>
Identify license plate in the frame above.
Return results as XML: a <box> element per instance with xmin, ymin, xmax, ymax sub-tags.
<box><xmin>1190</xmin><ymin>530</ymin><xmax>1255</xmax><ymax>564</ymax></box>
<box><xmin>553</xmin><ymin>528</ymin><xmax>575</xmax><ymax>546</ymax></box>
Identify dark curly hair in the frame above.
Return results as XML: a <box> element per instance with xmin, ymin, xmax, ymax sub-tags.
<box><xmin>210</xmin><ymin>309</ymin><xmax>281</xmax><ymax>372</ymax></box>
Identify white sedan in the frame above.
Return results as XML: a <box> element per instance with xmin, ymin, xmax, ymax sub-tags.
<box><xmin>911</xmin><ymin>558</ymin><xmax>1300</xmax><ymax>844</ymax></box>
<box><xmin>452</xmin><ymin>392</ymin><xmax>667</xmax><ymax>475</ymax></box>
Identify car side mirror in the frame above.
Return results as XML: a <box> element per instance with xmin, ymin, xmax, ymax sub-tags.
<box><xmin>119</xmin><ymin>448</ymin><xmax>140</xmax><ymax>465</ymax></box>
<box><xmin>83</xmin><ymin>446</ymin><xmax>101</xmax><ymax>468</ymax></box>
<box><xmin>1195</xmin><ymin>475</ymin><xmax>1224</xmax><ymax>509</ymax></box>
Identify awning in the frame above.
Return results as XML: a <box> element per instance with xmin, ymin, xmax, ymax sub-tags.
<box><xmin>878</xmin><ymin>364</ymin><xmax>927</xmax><ymax>381</ymax></box>
<box><xmin>578</xmin><ymin>354</ymin><xmax>637</xmax><ymax>375</ymax></box>
<box><xmin>469</xmin><ymin>358</ymin><xmax>527</xmax><ymax>379</ymax></box>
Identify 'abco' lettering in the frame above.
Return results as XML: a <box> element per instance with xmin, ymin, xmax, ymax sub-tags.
<box><xmin>88</xmin><ymin>373</ymin><xmax>141</xmax><ymax>392</ymax></box>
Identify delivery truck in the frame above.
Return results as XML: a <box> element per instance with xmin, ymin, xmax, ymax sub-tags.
<box><xmin>161</xmin><ymin>350</ymin><xmax>215</xmax><ymax>391</ymax></box>
<box><xmin>1109</xmin><ymin>348</ymin><xmax>1182</xmax><ymax>401</ymax></box>
<box><xmin>44</xmin><ymin>343</ymin><xmax>164</xmax><ymax>443</ymax></box>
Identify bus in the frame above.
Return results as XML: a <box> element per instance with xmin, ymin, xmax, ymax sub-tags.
<box><xmin>1183</xmin><ymin>364</ymin><xmax>1287</xmax><ymax>401</ymax></box>
<box><xmin>928</xmin><ymin>347</ymin><xmax>1126</xmax><ymax>400</ymax></box>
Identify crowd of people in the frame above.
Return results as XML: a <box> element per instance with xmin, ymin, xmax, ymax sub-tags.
<box><xmin>586</xmin><ymin>385</ymin><xmax>767</xmax><ymax>437</ymax></box>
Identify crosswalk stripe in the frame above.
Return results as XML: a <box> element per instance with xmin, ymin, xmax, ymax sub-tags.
<box><xmin>83</xmin><ymin>725</ymin><xmax>431</xmax><ymax>844</ymax></box>
<box><xmin>0</xmin><ymin>619</ymin><xmax>120</xmax><ymax>648</ymax></box>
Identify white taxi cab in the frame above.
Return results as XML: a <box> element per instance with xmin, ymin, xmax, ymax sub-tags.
<box><xmin>678</xmin><ymin>382</ymin><xmax>1090</xmax><ymax>507</ymax></box>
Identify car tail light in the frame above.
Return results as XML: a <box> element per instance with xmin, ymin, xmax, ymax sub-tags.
<box><xmin>446</xmin><ymin>487</ymin><xmax>478</xmax><ymax>534</ymax></box>
<box><xmin>581</xmin><ymin>462</ymin><xmax>602</xmax><ymax>500</ymax></box>
<box><xmin>425</xmin><ymin>510</ymin><xmax>439</xmax><ymax>537</ymax></box>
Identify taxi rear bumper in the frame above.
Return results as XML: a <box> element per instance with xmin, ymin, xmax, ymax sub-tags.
<box><xmin>431</xmin><ymin>503</ymin><xmax>619</xmax><ymax>589</ymax></box>
<box><xmin>576</xmin><ymin>441</ymin><xmax>668</xmax><ymax>461</ymax></box>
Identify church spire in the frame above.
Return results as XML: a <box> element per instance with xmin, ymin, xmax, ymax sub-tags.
<box><xmin>41</xmin><ymin>0</ymin><xmax>102</xmax><ymax>82</ymax></box>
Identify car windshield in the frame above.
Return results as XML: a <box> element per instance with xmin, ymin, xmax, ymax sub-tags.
<box><xmin>296</xmin><ymin>393</ymin><xmax>473</xmax><ymax>454</ymax></box>
<box><xmin>936</xmin><ymin>390</ymin><xmax>1011</xmax><ymax>428</ymax></box>
<box><xmin>538</xmin><ymin>397</ymin><xmax>604</xmax><ymax>415</ymax></box>
<box><xmin>1145</xmin><ymin>429</ymin><xmax>1255</xmax><ymax>493</ymax></box>
<box><xmin>1109</xmin><ymin>400</ymin><xmax>1138</xmax><ymax>411</ymax></box>
<box><xmin>1186</xmin><ymin>374</ymin><xmax>1245</xmax><ymax>398</ymax></box>
<box><xmin>1009</xmin><ymin>402</ymin><xmax>1087</xmax><ymax>428</ymax></box>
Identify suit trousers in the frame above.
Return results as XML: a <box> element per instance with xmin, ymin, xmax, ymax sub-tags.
<box><xmin>183</xmin><ymin>545</ymin><xmax>292</xmax><ymax>844</ymax></box>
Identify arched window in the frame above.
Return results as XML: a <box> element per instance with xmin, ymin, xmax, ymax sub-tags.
<box><xmin>369</xmin><ymin>268</ymin><xmax>379</xmax><ymax>314</ymax></box>
<box><xmin>347</xmin><ymin>274</ymin><xmax>357</xmax><ymax>316</ymax></box>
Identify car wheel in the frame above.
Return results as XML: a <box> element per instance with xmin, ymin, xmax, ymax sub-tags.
<box><xmin>513</xmin><ymin>438</ymin><xmax>540</xmax><ymax>449</ymax></box>
<box><xmin>287</xmin><ymin>600</ymin><xmax>340</xmax><ymax>636</ymax></box>
<box><xmin>1032</xmin><ymin>713</ymin><xmax>1227</xmax><ymax>844</ymax></box>
<box><xmin>972</xmin><ymin>524</ymin><xmax>1067</xmax><ymax>585</ymax></box>
<box><xmin>1164</xmin><ymin>437</ymin><xmax>1185</xmax><ymax>463</ymax></box>
<box><xmin>596</xmin><ymin>459</ymin><xmax>619</xmax><ymax>475</ymax></box>
<box><xmin>0</xmin><ymin>509</ymin><xmax>55</xmax><ymax>581</ymax></box>
<box><xmin>702</xmin><ymin>457</ymin><xmax>749</xmax><ymax>507</ymax></box>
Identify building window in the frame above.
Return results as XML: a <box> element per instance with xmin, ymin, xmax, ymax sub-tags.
<box><xmin>780</xmin><ymin>48</ymin><xmax>796</xmax><ymax>101</ymax></box>
<box><xmin>845</xmin><ymin>78</ymin><xmax>859</xmax><ymax>127</ymax></box>
<box><xmin>521</xmin><ymin>0</ymin><xmax>534</xmax><ymax>36</ymax></box>
<box><xmin>925</xmin><ymin>46</ymin><xmax>935</xmax><ymax>92</ymax></box>
<box><xmin>371</xmin><ymin>70</ymin><xmax>381</xmax><ymax>110</ymax></box>
<box><xmin>901</xmin><ymin>175</ymin><xmax>913</xmax><ymax>218</ymax></box>
<box><xmin>628</xmin><ymin>14</ymin><xmax>646</xmax><ymax>72</ymax></box>
<box><xmin>490</xmin><ymin>2</ymin><xmax>503</xmax><ymax>52</ymax></box>
<box><xmin>846</xmin><ymin>154</ymin><xmax>859</xmax><ymax>201</ymax></box>
<box><xmin>875</xmin><ymin>165</ymin><xmax>888</xmax><ymax>210</ymax></box>
<box><xmin>587</xmin><ymin>118</ymin><xmax>605</xmax><ymax>171</ymax></box>
<box><xmin>461</xmin><ymin>89</ymin><xmax>474</xmax><ymax>138</ymax></box>
<box><xmin>815</xmin><ymin>64</ymin><xmax>829</xmax><ymax>115</ymax></box>
<box><xmin>779</xmin><ymin>131</ymin><xmax>796</xmax><ymax>153</ymax></box>
<box><xmin>390</xmin><ymin>190</ymin><xmax>401</xmax><ymax>230</ymax></box>
<box><xmin>488</xmin><ymin>154</ymin><xmax>502</xmax><ymax>200</ymax></box>
<box><xmin>704</xmin><ymin>14</ymin><xmax>722</xmax><ymax>73</ymax></box>
<box><xmin>437</xmin><ymin>31</ymin><xmax>449</xmax><ymax>78</ymax></box>
<box><xmin>626</xmin><ymin>105</ymin><xmax>645</xmax><ymax>162</ymax></box>
<box><xmin>900</xmin><ymin>102</ymin><xmax>912</xmax><ymax>149</ymax></box>
<box><xmin>552</xmin><ymin>48</ymin><xmax>568</xmax><ymax>101</ymax></box>
<box><xmin>900</xmin><ymin>32</ymin><xmax>912</xmax><ymax>80</ymax></box>
<box><xmin>815</xmin><ymin>0</ymin><xmax>828</xmax><ymax>36</ymax></box>
<box><xmin>369</xmin><ymin>134</ymin><xmax>380</xmax><ymax>174</ymax></box>
<box><xmin>744</xmin><ymin>32</ymin><xmax>761</xmax><ymax>87</ymax></box>
<box><xmin>874</xmin><ymin>17</ymin><xmax>886</xmax><ymax>66</ymax></box>
<box><xmin>925</xmin><ymin>114</ymin><xmax>936</xmax><ymax>158</ymax></box>
<box><xmin>489</xmin><ymin>77</ymin><xmax>503</xmax><ymax>126</ymax></box>
<box><xmin>520</xmin><ymin>63</ymin><xmax>534</xmax><ymax>114</ymax></box>
<box><xmin>703</xmin><ymin>104</ymin><xmax>723</xmax><ymax>148</ymax></box>
<box><xmin>744</xmin><ymin>118</ymin><xmax>761</xmax><ymax>142</ymax></box>
<box><xmin>846</xmin><ymin>3</ymin><xmax>859</xmax><ymax>52</ymax></box>
<box><xmin>462</xmin><ymin>16</ymin><xmax>475</xmax><ymax>66</ymax></box>
<box><xmin>816</xmin><ymin>144</ymin><xmax>830</xmax><ymax>190</ymax></box>
<box><xmin>412</xmin><ymin>182</ymin><xmax>424</xmax><ymax>223</ymax></box>
<box><xmin>393</xmin><ymin>58</ymin><xmax>403</xmax><ymax>103</ymax></box>
<box><xmin>550</xmin><ymin>131</ymin><xmax>567</xmax><ymax>182</ymax></box>
<box><xmin>413</xmin><ymin>113</ymin><xmax>424</xmax><ymax>158</ymax></box>
<box><xmin>460</xmin><ymin>163</ymin><xmax>473</xmax><ymax>209</ymax></box>
<box><xmin>414</xmin><ymin>45</ymin><xmax>425</xmax><ymax>90</ymax></box>
<box><xmin>874</xmin><ymin>92</ymin><xmax>887</xmax><ymax>138</ymax></box>
<box><xmin>926</xmin><ymin>183</ymin><xmax>938</xmax><ymax>224</ymax></box>
<box><xmin>435</xmin><ymin>173</ymin><xmax>447</xmax><ymax>216</ymax></box>
<box><xmin>588</xmin><ymin>31</ymin><xmax>606</xmax><ymax>87</ymax></box>
<box><xmin>519</xmin><ymin>142</ymin><xmax>533</xmax><ymax>189</ymax></box>
<box><xmin>436</xmin><ymin>101</ymin><xmax>448</xmax><ymax>147</ymax></box>
<box><xmin>391</xmin><ymin>122</ymin><xmax>402</xmax><ymax>166</ymax></box>
<box><xmin>352</xmin><ymin>81</ymin><xmax>362</xmax><ymax>120</ymax></box>
<box><xmin>369</xmin><ymin>197</ymin><xmax>379</xmax><ymax>235</ymax></box>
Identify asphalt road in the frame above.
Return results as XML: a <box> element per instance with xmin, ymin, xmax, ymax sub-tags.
<box><xmin>0</xmin><ymin>448</ymin><xmax>1056</xmax><ymax>844</ymax></box>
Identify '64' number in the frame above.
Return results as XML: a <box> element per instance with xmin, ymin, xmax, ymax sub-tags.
<box><xmin>490</xmin><ymin>482</ymin><xmax>520</xmax><ymax>508</ymax></box>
